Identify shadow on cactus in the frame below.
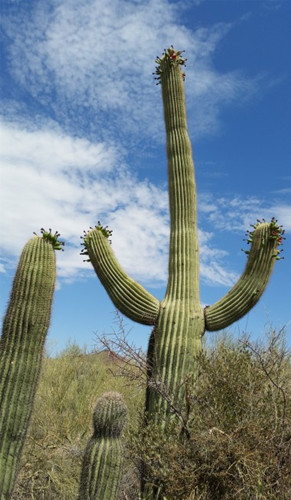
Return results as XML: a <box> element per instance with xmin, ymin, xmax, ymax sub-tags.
<box><xmin>81</xmin><ymin>47</ymin><xmax>285</xmax><ymax>497</ymax></box>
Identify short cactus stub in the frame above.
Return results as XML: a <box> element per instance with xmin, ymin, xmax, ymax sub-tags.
<box><xmin>79</xmin><ymin>392</ymin><xmax>128</xmax><ymax>500</ymax></box>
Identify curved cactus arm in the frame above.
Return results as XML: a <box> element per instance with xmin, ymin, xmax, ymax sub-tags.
<box><xmin>204</xmin><ymin>219</ymin><xmax>284</xmax><ymax>331</ymax></box>
<box><xmin>0</xmin><ymin>229</ymin><xmax>62</xmax><ymax>500</ymax></box>
<box><xmin>79</xmin><ymin>392</ymin><xmax>128</xmax><ymax>500</ymax></box>
<box><xmin>82</xmin><ymin>225</ymin><xmax>160</xmax><ymax>325</ymax></box>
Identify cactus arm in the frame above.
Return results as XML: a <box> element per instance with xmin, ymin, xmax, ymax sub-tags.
<box><xmin>79</xmin><ymin>392</ymin><xmax>127</xmax><ymax>500</ymax></box>
<box><xmin>204</xmin><ymin>220</ymin><xmax>284</xmax><ymax>331</ymax></box>
<box><xmin>82</xmin><ymin>226</ymin><xmax>160</xmax><ymax>325</ymax></box>
<box><xmin>0</xmin><ymin>229</ymin><xmax>62</xmax><ymax>499</ymax></box>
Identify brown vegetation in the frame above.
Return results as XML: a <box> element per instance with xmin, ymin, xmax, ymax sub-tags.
<box><xmin>12</xmin><ymin>328</ymin><xmax>290</xmax><ymax>499</ymax></box>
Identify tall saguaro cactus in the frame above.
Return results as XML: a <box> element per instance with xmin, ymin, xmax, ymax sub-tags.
<box><xmin>83</xmin><ymin>48</ymin><xmax>284</xmax><ymax>425</ymax></box>
<box><xmin>0</xmin><ymin>229</ymin><xmax>63</xmax><ymax>500</ymax></box>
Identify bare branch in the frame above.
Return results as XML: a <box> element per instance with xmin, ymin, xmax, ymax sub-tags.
<box><xmin>94</xmin><ymin>311</ymin><xmax>192</xmax><ymax>437</ymax></box>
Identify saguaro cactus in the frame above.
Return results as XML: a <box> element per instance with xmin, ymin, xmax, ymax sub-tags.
<box><xmin>79</xmin><ymin>391</ymin><xmax>128</xmax><ymax>500</ymax></box>
<box><xmin>0</xmin><ymin>229</ymin><xmax>63</xmax><ymax>500</ymax></box>
<box><xmin>82</xmin><ymin>48</ymin><xmax>284</xmax><ymax>422</ymax></box>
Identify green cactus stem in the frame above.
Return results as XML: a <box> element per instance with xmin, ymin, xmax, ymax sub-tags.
<box><xmin>79</xmin><ymin>392</ymin><xmax>127</xmax><ymax>500</ymax></box>
<box><xmin>205</xmin><ymin>219</ymin><xmax>285</xmax><ymax>331</ymax></box>
<box><xmin>82</xmin><ymin>224</ymin><xmax>160</xmax><ymax>325</ymax></box>
<box><xmin>0</xmin><ymin>229</ymin><xmax>62</xmax><ymax>500</ymax></box>
<box><xmin>83</xmin><ymin>47</ymin><xmax>283</xmax><ymax>422</ymax></box>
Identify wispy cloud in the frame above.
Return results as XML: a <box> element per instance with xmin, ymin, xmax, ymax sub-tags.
<box><xmin>0</xmin><ymin>119</ymin><xmax>163</xmax><ymax>275</ymax></box>
<box><xmin>1</xmin><ymin>118</ymin><xmax>289</xmax><ymax>287</ymax></box>
<box><xmin>2</xmin><ymin>0</ymin><xmax>288</xmax><ymax>289</ymax></box>
<box><xmin>3</xmin><ymin>0</ymin><xmax>261</xmax><ymax>140</ymax></box>
<box><xmin>1</xmin><ymin>118</ymin><xmax>242</xmax><ymax>287</ymax></box>
<box><xmin>199</xmin><ymin>193</ymin><xmax>291</xmax><ymax>232</ymax></box>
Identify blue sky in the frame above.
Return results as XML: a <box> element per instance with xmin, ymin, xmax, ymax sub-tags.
<box><xmin>1</xmin><ymin>0</ymin><xmax>290</xmax><ymax>356</ymax></box>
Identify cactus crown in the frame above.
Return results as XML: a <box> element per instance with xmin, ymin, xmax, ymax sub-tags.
<box><xmin>154</xmin><ymin>46</ymin><xmax>187</xmax><ymax>84</ymax></box>
<box><xmin>269</xmin><ymin>217</ymin><xmax>285</xmax><ymax>245</ymax></box>
<box><xmin>33</xmin><ymin>228</ymin><xmax>65</xmax><ymax>251</ymax></box>
<box><xmin>94</xmin><ymin>221</ymin><xmax>113</xmax><ymax>239</ymax></box>
<box><xmin>81</xmin><ymin>222</ymin><xmax>113</xmax><ymax>261</ymax></box>
<box><xmin>242</xmin><ymin>217</ymin><xmax>285</xmax><ymax>260</ymax></box>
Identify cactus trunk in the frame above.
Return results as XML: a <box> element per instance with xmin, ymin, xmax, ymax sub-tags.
<box><xmin>0</xmin><ymin>232</ymin><xmax>59</xmax><ymax>499</ymax></box>
<box><xmin>146</xmin><ymin>56</ymin><xmax>204</xmax><ymax>417</ymax></box>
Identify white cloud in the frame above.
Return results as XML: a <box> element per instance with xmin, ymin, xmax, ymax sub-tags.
<box><xmin>2</xmin><ymin>0</ymin><xmax>285</xmax><ymax>290</ymax></box>
<box><xmin>200</xmin><ymin>261</ymin><xmax>238</xmax><ymax>287</ymax></box>
<box><xmin>0</xmin><ymin>118</ymin><xmax>241</xmax><ymax>287</ymax></box>
<box><xmin>266</xmin><ymin>205</ymin><xmax>291</xmax><ymax>231</ymax></box>
<box><xmin>199</xmin><ymin>193</ymin><xmax>291</xmax><ymax>233</ymax></box>
<box><xmin>0</xmin><ymin>118</ymin><xmax>168</xmax><ymax>282</ymax></box>
<box><xmin>198</xmin><ymin>229</ymin><xmax>239</xmax><ymax>286</ymax></box>
<box><xmin>3</xmin><ymin>115</ymin><xmax>289</xmax><ymax>290</ymax></box>
<box><xmin>3</xmin><ymin>0</ymin><xmax>261</xmax><ymax>139</ymax></box>
<box><xmin>1</xmin><ymin>122</ymin><xmax>116</xmax><ymax>174</ymax></box>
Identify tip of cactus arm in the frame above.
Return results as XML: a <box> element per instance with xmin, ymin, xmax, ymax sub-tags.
<box><xmin>242</xmin><ymin>217</ymin><xmax>285</xmax><ymax>260</ymax></box>
<box><xmin>80</xmin><ymin>221</ymin><xmax>113</xmax><ymax>261</ymax></box>
<box><xmin>33</xmin><ymin>228</ymin><xmax>65</xmax><ymax>251</ymax></box>
<box><xmin>154</xmin><ymin>46</ymin><xmax>187</xmax><ymax>84</ymax></box>
<box><xmin>95</xmin><ymin>220</ymin><xmax>113</xmax><ymax>240</ymax></box>
<box><xmin>83</xmin><ymin>221</ymin><xmax>112</xmax><ymax>240</ymax></box>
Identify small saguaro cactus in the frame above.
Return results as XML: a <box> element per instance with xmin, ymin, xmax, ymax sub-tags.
<box><xmin>82</xmin><ymin>47</ymin><xmax>284</xmax><ymax>428</ymax></box>
<box><xmin>79</xmin><ymin>391</ymin><xmax>128</xmax><ymax>500</ymax></box>
<box><xmin>0</xmin><ymin>229</ymin><xmax>63</xmax><ymax>500</ymax></box>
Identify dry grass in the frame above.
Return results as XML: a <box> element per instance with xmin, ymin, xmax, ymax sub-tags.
<box><xmin>11</xmin><ymin>329</ymin><xmax>291</xmax><ymax>499</ymax></box>
<box><xmin>12</xmin><ymin>345</ymin><xmax>143</xmax><ymax>499</ymax></box>
<box><xmin>128</xmin><ymin>329</ymin><xmax>291</xmax><ymax>499</ymax></box>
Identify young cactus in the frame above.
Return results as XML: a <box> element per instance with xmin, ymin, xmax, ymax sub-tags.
<box><xmin>82</xmin><ymin>48</ymin><xmax>284</xmax><ymax>424</ymax></box>
<box><xmin>79</xmin><ymin>392</ymin><xmax>128</xmax><ymax>500</ymax></box>
<box><xmin>0</xmin><ymin>229</ymin><xmax>63</xmax><ymax>500</ymax></box>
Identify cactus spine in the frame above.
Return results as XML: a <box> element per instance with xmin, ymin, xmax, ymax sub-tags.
<box><xmin>83</xmin><ymin>48</ymin><xmax>284</xmax><ymax>419</ymax></box>
<box><xmin>79</xmin><ymin>392</ymin><xmax>127</xmax><ymax>500</ymax></box>
<box><xmin>0</xmin><ymin>229</ymin><xmax>62</xmax><ymax>500</ymax></box>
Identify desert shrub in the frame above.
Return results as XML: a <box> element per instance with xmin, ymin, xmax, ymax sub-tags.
<box><xmin>127</xmin><ymin>329</ymin><xmax>291</xmax><ymax>499</ymax></box>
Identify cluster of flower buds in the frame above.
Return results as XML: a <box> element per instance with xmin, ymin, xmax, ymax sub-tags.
<box><xmin>153</xmin><ymin>46</ymin><xmax>187</xmax><ymax>85</ymax></box>
<box><xmin>95</xmin><ymin>220</ymin><xmax>113</xmax><ymax>240</ymax></box>
<box><xmin>242</xmin><ymin>217</ymin><xmax>285</xmax><ymax>260</ymax></box>
<box><xmin>269</xmin><ymin>217</ymin><xmax>285</xmax><ymax>259</ymax></box>
<box><xmin>80</xmin><ymin>232</ymin><xmax>91</xmax><ymax>262</ymax></box>
<box><xmin>80</xmin><ymin>221</ymin><xmax>113</xmax><ymax>262</ymax></box>
<box><xmin>34</xmin><ymin>228</ymin><xmax>64</xmax><ymax>251</ymax></box>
